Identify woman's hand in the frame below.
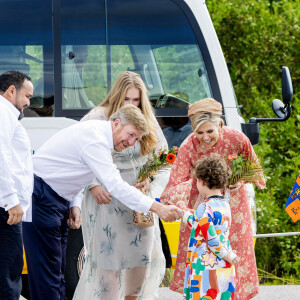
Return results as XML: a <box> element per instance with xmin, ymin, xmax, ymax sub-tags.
<box><xmin>134</xmin><ymin>178</ymin><xmax>151</xmax><ymax>194</ymax></box>
<box><xmin>227</xmin><ymin>181</ymin><xmax>244</xmax><ymax>192</ymax></box>
<box><xmin>90</xmin><ymin>185</ymin><xmax>112</xmax><ymax>205</ymax></box>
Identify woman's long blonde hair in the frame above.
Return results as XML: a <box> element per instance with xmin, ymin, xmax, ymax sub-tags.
<box><xmin>98</xmin><ymin>71</ymin><xmax>157</xmax><ymax>155</ymax></box>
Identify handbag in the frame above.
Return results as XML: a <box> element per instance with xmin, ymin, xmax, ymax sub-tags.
<box><xmin>130</xmin><ymin>149</ymin><xmax>154</xmax><ymax>228</ymax></box>
<box><xmin>133</xmin><ymin>210</ymin><xmax>154</xmax><ymax>228</ymax></box>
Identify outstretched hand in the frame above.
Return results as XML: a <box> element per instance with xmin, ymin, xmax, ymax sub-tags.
<box><xmin>150</xmin><ymin>201</ymin><xmax>183</xmax><ymax>222</ymax></box>
<box><xmin>176</xmin><ymin>200</ymin><xmax>195</xmax><ymax>214</ymax></box>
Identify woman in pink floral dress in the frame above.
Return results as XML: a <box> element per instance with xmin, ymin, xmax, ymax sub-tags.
<box><xmin>160</xmin><ymin>98</ymin><xmax>265</xmax><ymax>300</ymax></box>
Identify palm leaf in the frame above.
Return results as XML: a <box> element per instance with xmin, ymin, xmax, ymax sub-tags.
<box><xmin>227</xmin><ymin>153</ymin><xmax>265</xmax><ymax>186</ymax></box>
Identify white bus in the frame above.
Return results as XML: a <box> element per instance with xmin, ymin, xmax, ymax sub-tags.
<box><xmin>0</xmin><ymin>0</ymin><xmax>292</xmax><ymax>298</ymax></box>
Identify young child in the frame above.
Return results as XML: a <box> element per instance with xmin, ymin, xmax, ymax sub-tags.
<box><xmin>182</xmin><ymin>154</ymin><xmax>239</xmax><ymax>300</ymax></box>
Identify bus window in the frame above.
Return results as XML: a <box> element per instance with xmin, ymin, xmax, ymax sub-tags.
<box><xmin>60</xmin><ymin>0</ymin><xmax>106</xmax><ymax>110</ymax></box>
<box><xmin>153</xmin><ymin>44</ymin><xmax>212</xmax><ymax>103</ymax></box>
<box><xmin>111</xmin><ymin>45</ymin><xmax>135</xmax><ymax>88</ymax></box>
<box><xmin>0</xmin><ymin>0</ymin><xmax>54</xmax><ymax>117</ymax></box>
<box><xmin>107</xmin><ymin>0</ymin><xmax>213</xmax><ymax>146</ymax></box>
<box><xmin>58</xmin><ymin>0</ymin><xmax>213</xmax><ymax>127</ymax></box>
<box><xmin>107</xmin><ymin>0</ymin><xmax>212</xmax><ymax>104</ymax></box>
<box><xmin>62</xmin><ymin>45</ymin><xmax>94</xmax><ymax>109</ymax></box>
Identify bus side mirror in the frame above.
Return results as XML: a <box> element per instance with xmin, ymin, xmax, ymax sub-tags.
<box><xmin>250</xmin><ymin>66</ymin><xmax>293</xmax><ymax>124</ymax></box>
<box><xmin>242</xmin><ymin>66</ymin><xmax>293</xmax><ymax>145</ymax></box>
<box><xmin>282</xmin><ymin>66</ymin><xmax>293</xmax><ymax>105</ymax></box>
<box><xmin>272</xmin><ymin>66</ymin><xmax>293</xmax><ymax>119</ymax></box>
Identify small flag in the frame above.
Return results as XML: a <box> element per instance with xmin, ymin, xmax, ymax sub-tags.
<box><xmin>285</xmin><ymin>174</ymin><xmax>300</xmax><ymax>222</ymax></box>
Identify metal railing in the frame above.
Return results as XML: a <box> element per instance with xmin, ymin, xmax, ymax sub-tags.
<box><xmin>254</xmin><ymin>232</ymin><xmax>300</xmax><ymax>238</ymax></box>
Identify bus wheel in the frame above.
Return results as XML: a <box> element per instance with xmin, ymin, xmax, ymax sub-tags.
<box><xmin>65</xmin><ymin>228</ymin><xmax>85</xmax><ymax>300</ymax></box>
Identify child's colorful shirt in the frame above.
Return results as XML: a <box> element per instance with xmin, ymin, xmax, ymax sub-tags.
<box><xmin>183</xmin><ymin>195</ymin><xmax>235</xmax><ymax>300</ymax></box>
<box><xmin>183</xmin><ymin>195</ymin><xmax>232</xmax><ymax>269</ymax></box>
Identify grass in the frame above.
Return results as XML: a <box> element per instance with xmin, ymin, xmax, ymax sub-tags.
<box><xmin>160</xmin><ymin>268</ymin><xmax>300</xmax><ymax>287</ymax></box>
<box><xmin>258</xmin><ymin>269</ymin><xmax>300</xmax><ymax>285</ymax></box>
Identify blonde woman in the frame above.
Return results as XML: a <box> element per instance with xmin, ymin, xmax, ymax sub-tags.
<box><xmin>73</xmin><ymin>71</ymin><xmax>168</xmax><ymax>300</ymax></box>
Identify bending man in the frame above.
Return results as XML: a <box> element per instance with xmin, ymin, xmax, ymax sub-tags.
<box><xmin>23</xmin><ymin>104</ymin><xmax>183</xmax><ymax>300</ymax></box>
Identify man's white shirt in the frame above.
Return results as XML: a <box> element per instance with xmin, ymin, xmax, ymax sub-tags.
<box><xmin>0</xmin><ymin>95</ymin><xmax>33</xmax><ymax>220</ymax></box>
<box><xmin>28</xmin><ymin>120</ymin><xmax>154</xmax><ymax>222</ymax></box>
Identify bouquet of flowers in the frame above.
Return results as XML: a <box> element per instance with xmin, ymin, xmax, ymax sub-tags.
<box><xmin>226</xmin><ymin>153</ymin><xmax>264</xmax><ymax>187</ymax></box>
<box><xmin>133</xmin><ymin>146</ymin><xmax>178</xmax><ymax>228</ymax></box>
<box><xmin>137</xmin><ymin>146</ymin><xmax>178</xmax><ymax>183</ymax></box>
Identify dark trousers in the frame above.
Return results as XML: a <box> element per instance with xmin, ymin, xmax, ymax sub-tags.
<box><xmin>23</xmin><ymin>175</ymin><xmax>69</xmax><ymax>300</ymax></box>
<box><xmin>0</xmin><ymin>208</ymin><xmax>23</xmax><ymax>300</ymax></box>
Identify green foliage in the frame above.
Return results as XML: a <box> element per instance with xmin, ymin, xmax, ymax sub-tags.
<box><xmin>137</xmin><ymin>147</ymin><xmax>178</xmax><ymax>183</ymax></box>
<box><xmin>226</xmin><ymin>153</ymin><xmax>264</xmax><ymax>186</ymax></box>
<box><xmin>206</xmin><ymin>0</ymin><xmax>300</xmax><ymax>282</ymax></box>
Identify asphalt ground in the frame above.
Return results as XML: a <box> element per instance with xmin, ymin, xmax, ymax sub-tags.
<box><xmin>20</xmin><ymin>285</ymin><xmax>300</xmax><ymax>300</ymax></box>
<box><xmin>158</xmin><ymin>285</ymin><xmax>300</xmax><ymax>300</ymax></box>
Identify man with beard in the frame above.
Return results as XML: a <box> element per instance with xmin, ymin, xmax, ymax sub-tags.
<box><xmin>0</xmin><ymin>70</ymin><xmax>34</xmax><ymax>300</ymax></box>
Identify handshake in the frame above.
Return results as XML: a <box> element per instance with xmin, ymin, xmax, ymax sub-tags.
<box><xmin>150</xmin><ymin>201</ymin><xmax>184</xmax><ymax>222</ymax></box>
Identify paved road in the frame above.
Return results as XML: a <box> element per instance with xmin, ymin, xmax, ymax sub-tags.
<box><xmin>158</xmin><ymin>285</ymin><xmax>300</xmax><ymax>300</ymax></box>
<box><xmin>20</xmin><ymin>285</ymin><xmax>300</xmax><ymax>300</ymax></box>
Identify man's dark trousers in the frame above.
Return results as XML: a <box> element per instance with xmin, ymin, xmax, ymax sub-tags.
<box><xmin>0</xmin><ymin>208</ymin><xmax>23</xmax><ymax>300</ymax></box>
<box><xmin>23</xmin><ymin>175</ymin><xmax>69</xmax><ymax>300</ymax></box>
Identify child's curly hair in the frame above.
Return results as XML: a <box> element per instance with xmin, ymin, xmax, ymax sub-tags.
<box><xmin>193</xmin><ymin>154</ymin><xmax>232</xmax><ymax>189</ymax></box>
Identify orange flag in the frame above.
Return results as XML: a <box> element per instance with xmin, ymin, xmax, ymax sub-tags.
<box><xmin>285</xmin><ymin>174</ymin><xmax>300</xmax><ymax>222</ymax></box>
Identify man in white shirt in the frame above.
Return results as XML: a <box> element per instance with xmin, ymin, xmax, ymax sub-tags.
<box><xmin>23</xmin><ymin>104</ymin><xmax>183</xmax><ymax>300</ymax></box>
<box><xmin>0</xmin><ymin>70</ymin><xmax>34</xmax><ymax>300</ymax></box>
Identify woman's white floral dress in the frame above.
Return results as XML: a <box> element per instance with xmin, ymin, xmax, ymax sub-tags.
<box><xmin>73</xmin><ymin>107</ymin><xmax>167</xmax><ymax>300</ymax></box>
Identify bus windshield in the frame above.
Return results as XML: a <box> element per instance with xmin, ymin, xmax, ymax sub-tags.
<box><xmin>0</xmin><ymin>0</ymin><xmax>212</xmax><ymax>118</ymax></box>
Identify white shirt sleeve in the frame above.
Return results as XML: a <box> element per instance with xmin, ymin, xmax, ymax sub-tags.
<box><xmin>69</xmin><ymin>189</ymin><xmax>84</xmax><ymax>209</ymax></box>
<box><xmin>80</xmin><ymin>142</ymin><xmax>154</xmax><ymax>213</ymax></box>
<box><xmin>0</xmin><ymin>111</ymin><xmax>19</xmax><ymax>210</ymax></box>
<box><xmin>182</xmin><ymin>211</ymin><xmax>193</xmax><ymax>224</ymax></box>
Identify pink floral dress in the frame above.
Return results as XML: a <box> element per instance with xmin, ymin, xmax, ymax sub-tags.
<box><xmin>161</xmin><ymin>126</ymin><xmax>265</xmax><ymax>300</ymax></box>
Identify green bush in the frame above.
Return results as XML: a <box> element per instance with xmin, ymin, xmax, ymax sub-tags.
<box><xmin>206</xmin><ymin>0</ymin><xmax>300</xmax><ymax>282</ymax></box>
